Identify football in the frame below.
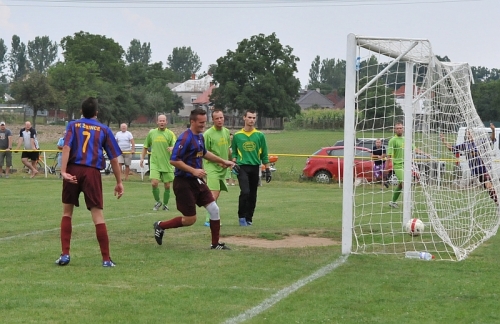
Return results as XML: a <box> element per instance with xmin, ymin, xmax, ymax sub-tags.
<box><xmin>405</xmin><ymin>218</ymin><xmax>424</xmax><ymax>236</ymax></box>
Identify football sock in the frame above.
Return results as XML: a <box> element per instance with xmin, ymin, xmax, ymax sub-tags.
<box><xmin>60</xmin><ymin>216</ymin><xmax>72</xmax><ymax>255</ymax></box>
<box><xmin>163</xmin><ymin>189</ymin><xmax>170</xmax><ymax>205</ymax></box>
<box><xmin>160</xmin><ymin>217</ymin><xmax>183</xmax><ymax>229</ymax></box>
<box><xmin>95</xmin><ymin>223</ymin><xmax>110</xmax><ymax>262</ymax></box>
<box><xmin>392</xmin><ymin>186</ymin><xmax>402</xmax><ymax>202</ymax></box>
<box><xmin>210</xmin><ymin>219</ymin><xmax>221</xmax><ymax>245</ymax></box>
<box><xmin>152</xmin><ymin>187</ymin><xmax>160</xmax><ymax>202</ymax></box>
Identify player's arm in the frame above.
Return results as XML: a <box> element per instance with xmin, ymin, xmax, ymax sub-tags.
<box><xmin>130</xmin><ymin>137</ymin><xmax>135</xmax><ymax>153</ymax></box>
<box><xmin>140</xmin><ymin>146</ymin><xmax>148</xmax><ymax>167</ymax></box>
<box><xmin>204</xmin><ymin>151</ymin><xmax>235</xmax><ymax>168</ymax></box>
<box><xmin>7</xmin><ymin>134</ymin><xmax>12</xmax><ymax>150</ymax></box>
<box><xmin>439</xmin><ymin>133</ymin><xmax>453</xmax><ymax>152</ymax></box>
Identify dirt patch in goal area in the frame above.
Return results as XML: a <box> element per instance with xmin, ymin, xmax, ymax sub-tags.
<box><xmin>221</xmin><ymin>235</ymin><xmax>338</xmax><ymax>248</ymax></box>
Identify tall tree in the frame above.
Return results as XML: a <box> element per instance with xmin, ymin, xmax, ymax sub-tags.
<box><xmin>27</xmin><ymin>36</ymin><xmax>58</xmax><ymax>73</ymax></box>
<box><xmin>11</xmin><ymin>71</ymin><xmax>62</xmax><ymax>127</ymax></box>
<box><xmin>9</xmin><ymin>35</ymin><xmax>30</xmax><ymax>81</ymax></box>
<box><xmin>0</xmin><ymin>38</ymin><xmax>7</xmax><ymax>82</ymax></box>
<box><xmin>125</xmin><ymin>39</ymin><xmax>151</xmax><ymax>65</ymax></box>
<box><xmin>167</xmin><ymin>46</ymin><xmax>202</xmax><ymax>82</ymax></box>
<box><xmin>211</xmin><ymin>32</ymin><xmax>301</xmax><ymax>124</ymax></box>
<box><xmin>308</xmin><ymin>55</ymin><xmax>320</xmax><ymax>85</ymax></box>
<box><xmin>61</xmin><ymin>31</ymin><xmax>127</xmax><ymax>84</ymax></box>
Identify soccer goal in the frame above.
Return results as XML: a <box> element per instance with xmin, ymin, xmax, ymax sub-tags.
<box><xmin>342</xmin><ymin>33</ymin><xmax>500</xmax><ymax>261</ymax></box>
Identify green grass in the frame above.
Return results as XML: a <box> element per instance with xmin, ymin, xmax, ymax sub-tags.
<box><xmin>2</xmin><ymin>176</ymin><xmax>500</xmax><ymax>323</ymax></box>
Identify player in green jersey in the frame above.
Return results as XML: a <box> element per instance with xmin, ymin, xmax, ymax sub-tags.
<box><xmin>140</xmin><ymin>115</ymin><xmax>177</xmax><ymax>211</ymax></box>
<box><xmin>203</xmin><ymin>109</ymin><xmax>231</xmax><ymax>226</ymax></box>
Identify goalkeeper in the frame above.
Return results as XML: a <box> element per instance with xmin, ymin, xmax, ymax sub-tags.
<box><xmin>386</xmin><ymin>122</ymin><xmax>429</xmax><ymax>208</ymax></box>
<box><xmin>440</xmin><ymin>123</ymin><xmax>498</xmax><ymax>205</ymax></box>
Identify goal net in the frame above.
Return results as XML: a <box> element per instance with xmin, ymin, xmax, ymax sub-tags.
<box><xmin>342</xmin><ymin>34</ymin><xmax>500</xmax><ymax>261</ymax></box>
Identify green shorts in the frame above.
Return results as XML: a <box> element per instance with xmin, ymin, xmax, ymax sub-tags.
<box><xmin>149</xmin><ymin>169</ymin><xmax>174</xmax><ymax>183</ymax></box>
<box><xmin>206</xmin><ymin>175</ymin><xmax>228</xmax><ymax>192</ymax></box>
<box><xmin>394</xmin><ymin>167</ymin><xmax>404</xmax><ymax>183</ymax></box>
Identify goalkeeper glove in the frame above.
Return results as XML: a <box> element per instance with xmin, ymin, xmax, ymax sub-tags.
<box><xmin>232</xmin><ymin>164</ymin><xmax>240</xmax><ymax>176</ymax></box>
<box><xmin>265</xmin><ymin>168</ymin><xmax>272</xmax><ymax>183</ymax></box>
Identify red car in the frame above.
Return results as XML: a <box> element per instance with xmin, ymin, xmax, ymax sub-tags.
<box><xmin>300</xmin><ymin>146</ymin><xmax>391</xmax><ymax>184</ymax></box>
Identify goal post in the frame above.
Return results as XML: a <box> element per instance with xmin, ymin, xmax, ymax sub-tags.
<box><xmin>342</xmin><ymin>33</ymin><xmax>500</xmax><ymax>261</ymax></box>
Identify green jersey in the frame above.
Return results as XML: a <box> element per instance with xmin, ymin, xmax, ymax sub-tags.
<box><xmin>203</xmin><ymin>126</ymin><xmax>230</xmax><ymax>178</ymax></box>
<box><xmin>232</xmin><ymin>128</ymin><xmax>269</xmax><ymax>166</ymax></box>
<box><xmin>144</xmin><ymin>128</ymin><xmax>177</xmax><ymax>172</ymax></box>
<box><xmin>387</xmin><ymin>135</ymin><xmax>414</xmax><ymax>167</ymax></box>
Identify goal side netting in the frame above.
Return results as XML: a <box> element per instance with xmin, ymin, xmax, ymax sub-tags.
<box><xmin>342</xmin><ymin>34</ymin><xmax>500</xmax><ymax>261</ymax></box>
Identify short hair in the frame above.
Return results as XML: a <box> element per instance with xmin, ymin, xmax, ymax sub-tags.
<box><xmin>244</xmin><ymin>110</ymin><xmax>256</xmax><ymax>117</ymax></box>
<box><xmin>190</xmin><ymin>108</ymin><xmax>207</xmax><ymax>121</ymax></box>
<box><xmin>81</xmin><ymin>97</ymin><xmax>98</xmax><ymax>118</ymax></box>
<box><xmin>211</xmin><ymin>109</ymin><xmax>224</xmax><ymax>118</ymax></box>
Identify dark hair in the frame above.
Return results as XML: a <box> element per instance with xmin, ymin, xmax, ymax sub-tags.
<box><xmin>190</xmin><ymin>108</ymin><xmax>207</xmax><ymax>121</ymax></box>
<box><xmin>81</xmin><ymin>97</ymin><xmax>98</xmax><ymax>118</ymax></box>
<box><xmin>244</xmin><ymin>110</ymin><xmax>256</xmax><ymax>117</ymax></box>
<box><xmin>211</xmin><ymin>109</ymin><xmax>224</xmax><ymax>118</ymax></box>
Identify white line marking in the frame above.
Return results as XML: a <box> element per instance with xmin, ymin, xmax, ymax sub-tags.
<box><xmin>223</xmin><ymin>254</ymin><xmax>349</xmax><ymax>324</ymax></box>
<box><xmin>0</xmin><ymin>212</ymin><xmax>154</xmax><ymax>242</ymax></box>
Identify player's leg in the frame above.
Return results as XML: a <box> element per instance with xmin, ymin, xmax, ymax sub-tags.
<box><xmin>246</xmin><ymin>165</ymin><xmax>260</xmax><ymax>225</ymax></box>
<box><xmin>161</xmin><ymin>172</ymin><xmax>174</xmax><ymax>210</ymax></box>
<box><xmin>237</xmin><ymin>166</ymin><xmax>251</xmax><ymax>226</ymax></box>
<box><xmin>0</xmin><ymin>153</ymin><xmax>4</xmax><ymax>177</ymax></box>
<box><xmin>123</xmin><ymin>154</ymin><xmax>132</xmax><ymax>181</ymax></box>
<box><xmin>149</xmin><ymin>168</ymin><xmax>162</xmax><ymax>210</ymax></box>
<box><xmin>5</xmin><ymin>152</ymin><xmax>11</xmax><ymax>177</ymax></box>
<box><xmin>390</xmin><ymin>167</ymin><xmax>404</xmax><ymax>207</ymax></box>
<box><xmin>481</xmin><ymin>174</ymin><xmax>498</xmax><ymax>205</ymax></box>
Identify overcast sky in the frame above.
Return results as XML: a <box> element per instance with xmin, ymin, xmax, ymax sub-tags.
<box><xmin>0</xmin><ymin>0</ymin><xmax>497</xmax><ymax>87</ymax></box>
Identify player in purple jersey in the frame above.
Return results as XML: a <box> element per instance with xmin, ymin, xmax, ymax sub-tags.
<box><xmin>153</xmin><ymin>108</ymin><xmax>236</xmax><ymax>250</ymax></box>
<box><xmin>55</xmin><ymin>97</ymin><xmax>124</xmax><ymax>267</ymax></box>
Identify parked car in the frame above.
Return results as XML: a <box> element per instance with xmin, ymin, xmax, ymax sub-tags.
<box><xmin>300</xmin><ymin>146</ymin><xmax>379</xmax><ymax>184</ymax></box>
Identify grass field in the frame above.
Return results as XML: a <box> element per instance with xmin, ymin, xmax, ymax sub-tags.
<box><xmin>2</xmin><ymin>129</ymin><xmax>500</xmax><ymax>323</ymax></box>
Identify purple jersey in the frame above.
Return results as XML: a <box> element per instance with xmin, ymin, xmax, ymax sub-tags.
<box><xmin>453</xmin><ymin>141</ymin><xmax>490</xmax><ymax>176</ymax></box>
<box><xmin>65</xmin><ymin>118</ymin><xmax>121</xmax><ymax>170</ymax></box>
<box><xmin>170</xmin><ymin>129</ymin><xmax>207</xmax><ymax>178</ymax></box>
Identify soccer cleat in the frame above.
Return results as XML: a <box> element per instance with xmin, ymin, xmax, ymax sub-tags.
<box><xmin>55</xmin><ymin>254</ymin><xmax>70</xmax><ymax>266</ymax></box>
<box><xmin>153</xmin><ymin>221</ymin><xmax>164</xmax><ymax>245</ymax></box>
<box><xmin>388</xmin><ymin>201</ymin><xmax>399</xmax><ymax>208</ymax></box>
<box><xmin>153</xmin><ymin>201</ymin><xmax>162</xmax><ymax>211</ymax></box>
<box><xmin>246</xmin><ymin>221</ymin><xmax>253</xmax><ymax>226</ymax></box>
<box><xmin>204</xmin><ymin>222</ymin><xmax>210</xmax><ymax>227</ymax></box>
<box><xmin>102</xmin><ymin>260</ymin><xmax>116</xmax><ymax>267</ymax></box>
<box><xmin>239</xmin><ymin>218</ymin><xmax>248</xmax><ymax>226</ymax></box>
<box><xmin>211</xmin><ymin>242</ymin><xmax>231</xmax><ymax>250</ymax></box>
<box><xmin>162</xmin><ymin>204</ymin><xmax>169</xmax><ymax>211</ymax></box>
<box><xmin>384</xmin><ymin>182</ymin><xmax>389</xmax><ymax>188</ymax></box>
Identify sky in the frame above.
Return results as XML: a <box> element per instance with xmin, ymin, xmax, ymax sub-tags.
<box><xmin>0</xmin><ymin>0</ymin><xmax>498</xmax><ymax>87</ymax></box>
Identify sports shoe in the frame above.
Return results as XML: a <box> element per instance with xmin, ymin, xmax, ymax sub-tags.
<box><xmin>5</xmin><ymin>175</ymin><xmax>9</xmax><ymax>179</ymax></box>
<box><xmin>211</xmin><ymin>242</ymin><xmax>231</xmax><ymax>250</ymax></box>
<box><xmin>153</xmin><ymin>221</ymin><xmax>164</xmax><ymax>245</ymax></box>
<box><xmin>246</xmin><ymin>221</ymin><xmax>253</xmax><ymax>226</ymax></box>
<box><xmin>204</xmin><ymin>221</ymin><xmax>210</xmax><ymax>227</ymax></box>
<box><xmin>239</xmin><ymin>218</ymin><xmax>248</xmax><ymax>226</ymax></box>
<box><xmin>162</xmin><ymin>204</ymin><xmax>169</xmax><ymax>211</ymax></box>
<box><xmin>55</xmin><ymin>254</ymin><xmax>70</xmax><ymax>266</ymax></box>
<box><xmin>388</xmin><ymin>201</ymin><xmax>399</xmax><ymax>208</ymax></box>
<box><xmin>102</xmin><ymin>260</ymin><xmax>116</xmax><ymax>267</ymax></box>
<box><xmin>384</xmin><ymin>182</ymin><xmax>389</xmax><ymax>188</ymax></box>
<box><xmin>153</xmin><ymin>201</ymin><xmax>162</xmax><ymax>211</ymax></box>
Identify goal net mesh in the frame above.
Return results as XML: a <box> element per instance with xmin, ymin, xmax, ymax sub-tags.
<box><xmin>348</xmin><ymin>36</ymin><xmax>500</xmax><ymax>261</ymax></box>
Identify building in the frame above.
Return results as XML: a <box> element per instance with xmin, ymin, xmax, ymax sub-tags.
<box><xmin>296</xmin><ymin>89</ymin><xmax>335</xmax><ymax>110</ymax></box>
<box><xmin>170</xmin><ymin>74</ymin><xmax>214</xmax><ymax>117</ymax></box>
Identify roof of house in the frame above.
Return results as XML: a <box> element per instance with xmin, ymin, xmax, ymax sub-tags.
<box><xmin>296</xmin><ymin>90</ymin><xmax>334</xmax><ymax>109</ymax></box>
<box><xmin>171</xmin><ymin>75</ymin><xmax>213</xmax><ymax>93</ymax></box>
<box><xmin>192</xmin><ymin>84</ymin><xmax>216</xmax><ymax>105</ymax></box>
<box><xmin>393</xmin><ymin>84</ymin><xmax>424</xmax><ymax>97</ymax></box>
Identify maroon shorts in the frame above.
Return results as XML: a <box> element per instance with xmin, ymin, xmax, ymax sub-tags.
<box><xmin>62</xmin><ymin>164</ymin><xmax>103</xmax><ymax>210</ymax></box>
<box><xmin>173</xmin><ymin>176</ymin><xmax>214</xmax><ymax>216</ymax></box>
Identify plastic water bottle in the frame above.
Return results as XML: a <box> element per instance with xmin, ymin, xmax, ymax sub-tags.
<box><xmin>405</xmin><ymin>251</ymin><xmax>434</xmax><ymax>261</ymax></box>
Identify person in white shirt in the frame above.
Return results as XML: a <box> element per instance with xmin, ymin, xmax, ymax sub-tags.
<box><xmin>115</xmin><ymin>123</ymin><xmax>135</xmax><ymax>180</ymax></box>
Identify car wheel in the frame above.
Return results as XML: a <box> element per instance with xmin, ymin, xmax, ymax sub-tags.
<box><xmin>314</xmin><ymin>170</ymin><xmax>332</xmax><ymax>184</ymax></box>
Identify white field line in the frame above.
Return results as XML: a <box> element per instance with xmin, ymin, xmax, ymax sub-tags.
<box><xmin>223</xmin><ymin>254</ymin><xmax>349</xmax><ymax>324</ymax></box>
<box><xmin>0</xmin><ymin>212</ymin><xmax>154</xmax><ymax>242</ymax></box>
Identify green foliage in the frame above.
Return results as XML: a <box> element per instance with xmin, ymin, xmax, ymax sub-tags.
<box><xmin>8</xmin><ymin>35</ymin><xmax>30</xmax><ymax>81</ymax></box>
<box><xmin>212</xmin><ymin>32</ymin><xmax>301</xmax><ymax>124</ymax></box>
<box><xmin>286</xmin><ymin>108</ymin><xmax>345</xmax><ymax>130</ymax></box>
<box><xmin>308</xmin><ymin>55</ymin><xmax>320</xmax><ymax>84</ymax></box>
<box><xmin>125</xmin><ymin>39</ymin><xmax>151</xmax><ymax>65</ymax></box>
<box><xmin>472</xmin><ymin>79</ymin><xmax>500</xmax><ymax>121</ymax></box>
<box><xmin>0</xmin><ymin>38</ymin><xmax>7</xmax><ymax>82</ymax></box>
<box><xmin>27</xmin><ymin>36</ymin><xmax>58</xmax><ymax>73</ymax></box>
<box><xmin>167</xmin><ymin>46</ymin><xmax>202</xmax><ymax>82</ymax></box>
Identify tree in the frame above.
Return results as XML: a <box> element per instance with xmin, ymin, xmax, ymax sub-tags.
<box><xmin>61</xmin><ymin>31</ymin><xmax>127</xmax><ymax>84</ymax></box>
<box><xmin>308</xmin><ymin>55</ymin><xmax>320</xmax><ymax>85</ymax></box>
<box><xmin>167</xmin><ymin>46</ymin><xmax>202</xmax><ymax>82</ymax></box>
<box><xmin>0</xmin><ymin>38</ymin><xmax>7</xmax><ymax>81</ymax></box>
<box><xmin>9</xmin><ymin>35</ymin><xmax>30</xmax><ymax>81</ymax></box>
<box><xmin>472</xmin><ymin>79</ymin><xmax>500</xmax><ymax>121</ymax></box>
<box><xmin>211</xmin><ymin>33</ymin><xmax>301</xmax><ymax>125</ymax></box>
<box><xmin>125</xmin><ymin>39</ymin><xmax>151</xmax><ymax>65</ymax></box>
<box><xmin>11</xmin><ymin>71</ymin><xmax>62</xmax><ymax>127</ymax></box>
<box><xmin>27</xmin><ymin>36</ymin><xmax>58</xmax><ymax>73</ymax></box>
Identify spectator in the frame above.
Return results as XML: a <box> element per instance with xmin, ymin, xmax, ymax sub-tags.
<box><xmin>15</xmin><ymin>121</ymin><xmax>39</xmax><ymax>178</ymax></box>
<box><xmin>0</xmin><ymin>121</ymin><xmax>13</xmax><ymax>178</ymax></box>
<box><xmin>115</xmin><ymin>123</ymin><xmax>135</xmax><ymax>181</ymax></box>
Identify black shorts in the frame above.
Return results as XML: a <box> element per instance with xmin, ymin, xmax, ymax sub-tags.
<box><xmin>478</xmin><ymin>173</ymin><xmax>491</xmax><ymax>187</ymax></box>
<box><xmin>173</xmin><ymin>176</ymin><xmax>214</xmax><ymax>216</ymax></box>
<box><xmin>62</xmin><ymin>164</ymin><xmax>103</xmax><ymax>210</ymax></box>
<box><xmin>21</xmin><ymin>151</ymin><xmax>39</xmax><ymax>161</ymax></box>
